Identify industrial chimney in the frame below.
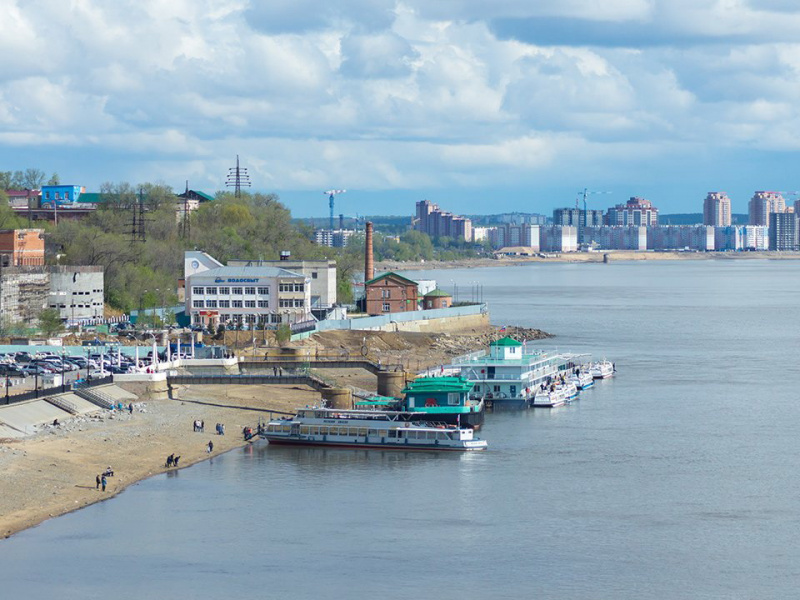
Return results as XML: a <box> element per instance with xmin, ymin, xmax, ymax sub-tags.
<box><xmin>365</xmin><ymin>221</ymin><xmax>374</xmax><ymax>282</ymax></box>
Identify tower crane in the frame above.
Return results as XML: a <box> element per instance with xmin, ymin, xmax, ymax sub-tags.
<box><xmin>324</xmin><ymin>190</ymin><xmax>346</xmax><ymax>230</ymax></box>
<box><xmin>576</xmin><ymin>188</ymin><xmax>612</xmax><ymax>245</ymax></box>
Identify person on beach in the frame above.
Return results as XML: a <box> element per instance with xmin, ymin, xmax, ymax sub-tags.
<box><xmin>128</xmin><ymin>403</ymin><xmax>133</xmax><ymax>414</ymax></box>
<box><xmin>207</xmin><ymin>441</ymin><xmax>213</xmax><ymax>453</ymax></box>
<box><xmin>101</xmin><ymin>475</ymin><xmax>107</xmax><ymax>492</ymax></box>
<box><xmin>173</xmin><ymin>456</ymin><xmax>180</xmax><ymax>467</ymax></box>
<box><xmin>96</xmin><ymin>474</ymin><xmax>101</xmax><ymax>490</ymax></box>
<box><xmin>166</xmin><ymin>454</ymin><xmax>174</xmax><ymax>467</ymax></box>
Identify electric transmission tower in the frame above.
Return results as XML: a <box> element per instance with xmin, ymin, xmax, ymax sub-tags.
<box><xmin>226</xmin><ymin>155</ymin><xmax>251</xmax><ymax>198</ymax></box>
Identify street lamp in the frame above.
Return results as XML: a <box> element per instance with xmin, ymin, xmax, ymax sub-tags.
<box><xmin>61</xmin><ymin>350</ymin><xmax>66</xmax><ymax>393</ymax></box>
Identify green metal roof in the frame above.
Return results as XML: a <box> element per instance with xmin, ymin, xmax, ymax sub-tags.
<box><xmin>365</xmin><ymin>271</ymin><xmax>418</xmax><ymax>286</ymax></box>
<box><xmin>75</xmin><ymin>192</ymin><xmax>102</xmax><ymax>203</ymax></box>
<box><xmin>402</xmin><ymin>376</ymin><xmax>473</xmax><ymax>395</ymax></box>
<box><xmin>490</xmin><ymin>336</ymin><xmax>522</xmax><ymax>347</ymax></box>
<box><xmin>423</xmin><ymin>288</ymin><xmax>451</xmax><ymax>298</ymax></box>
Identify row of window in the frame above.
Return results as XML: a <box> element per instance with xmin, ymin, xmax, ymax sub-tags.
<box><xmin>71</xmin><ymin>290</ymin><xmax>100</xmax><ymax>295</ymax></box>
<box><xmin>192</xmin><ymin>300</ymin><xmax>272</xmax><ymax>309</ymax></box>
<box><xmin>279</xmin><ymin>299</ymin><xmax>304</xmax><ymax>308</ymax></box>
<box><xmin>279</xmin><ymin>283</ymin><xmax>305</xmax><ymax>292</ymax></box>
<box><xmin>193</xmin><ymin>286</ymin><xmax>268</xmax><ymax>295</ymax></box>
<box><xmin>267</xmin><ymin>424</ymin><xmax>454</xmax><ymax>440</ymax></box>
<box><xmin>193</xmin><ymin>314</ymin><xmax>284</xmax><ymax>325</ymax></box>
<box><xmin>50</xmin><ymin>303</ymin><xmax>101</xmax><ymax>309</ymax></box>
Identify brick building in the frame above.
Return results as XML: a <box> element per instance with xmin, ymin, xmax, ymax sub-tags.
<box><xmin>365</xmin><ymin>272</ymin><xmax>419</xmax><ymax>315</ymax></box>
<box><xmin>0</xmin><ymin>229</ymin><xmax>45</xmax><ymax>266</ymax></box>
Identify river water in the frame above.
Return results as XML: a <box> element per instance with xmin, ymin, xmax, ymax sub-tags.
<box><xmin>3</xmin><ymin>260</ymin><xmax>800</xmax><ymax>599</ymax></box>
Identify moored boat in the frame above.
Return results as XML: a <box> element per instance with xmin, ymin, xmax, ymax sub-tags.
<box><xmin>590</xmin><ymin>360</ymin><xmax>615</xmax><ymax>379</ymax></box>
<box><xmin>261</xmin><ymin>408</ymin><xmax>488</xmax><ymax>451</ymax></box>
<box><xmin>570</xmin><ymin>369</ymin><xmax>594</xmax><ymax>390</ymax></box>
<box><xmin>556</xmin><ymin>380</ymin><xmax>578</xmax><ymax>401</ymax></box>
<box><xmin>531</xmin><ymin>386</ymin><xmax>567</xmax><ymax>408</ymax></box>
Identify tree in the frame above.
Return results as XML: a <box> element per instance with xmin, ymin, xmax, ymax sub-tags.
<box><xmin>275</xmin><ymin>323</ymin><xmax>291</xmax><ymax>346</ymax></box>
<box><xmin>22</xmin><ymin>168</ymin><xmax>45</xmax><ymax>189</ymax></box>
<box><xmin>47</xmin><ymin>172</ymin><xmax>60</xmax><ymax>186</ymax></box>
<box><xmin>38</xmin><ymin>309</ymin><xmax>64</xmax><ymax>336</ymax></box>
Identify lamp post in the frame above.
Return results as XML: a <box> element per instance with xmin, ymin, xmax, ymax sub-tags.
<box><xmin>34</xmin><ymin>369</ymin><xmax>38</xmax><ymax>398</ymax></box>
<box><xmin>61</xmin><ymin>350</ymin><xmax>66</xmax><ymax>393</ymax></box>
<box><xmin>85</xmin><ymin>348</ymin><xmax>90</xmax><ymax>381</ymax></box>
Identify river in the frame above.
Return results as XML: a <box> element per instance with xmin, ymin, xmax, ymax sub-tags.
<box><xmin>3</xmin><ymin>260</ymin><xmax>799</xmax><ymax>599</ymax></box>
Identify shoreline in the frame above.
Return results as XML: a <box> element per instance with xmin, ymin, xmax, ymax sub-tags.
<box><xmin>0</xmin><ymin>384</ymin><xmax>315</xmax><ymax>539</ymax></box>
<box><xmin>378</xmin><ymin>250</ymin><xmax>800</xmax><ymax>271</ymax></box>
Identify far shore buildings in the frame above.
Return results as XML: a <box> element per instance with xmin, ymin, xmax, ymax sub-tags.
<box><xmin>749</xmin><ymin>191</ymin><xmax>785</xmax><ymax>226</ymax></box>
<box><xmin>415</xmin><ymin>200</ymin><xmax>472</xmax><ymax>241</ymax></box>
<box><xmin>605</xmin><ymin>197</ymin><xmax>659</xmax><ymax>227</ymax></box>
<box><xmin>703</xmin><ymin>192</ymin><xmax>732</xmax><ymax>227</ymax></box>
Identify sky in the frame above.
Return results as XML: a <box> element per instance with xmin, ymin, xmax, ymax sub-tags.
<box><xmin>2</xmin><ymin>0</ymin><xmax>800</xmax><ymax>218</ymax></box>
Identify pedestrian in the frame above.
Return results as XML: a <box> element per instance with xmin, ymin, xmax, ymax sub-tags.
<box><xmin>207</xmin><ymin>441</ymin><xmax>213</xmax><ymax>453</ymax></box>
<box><xmin>128</xmin><ymin>403</ymin><xmax>133</xmax><ymax>414</ymax></box>
<box><xmin>220</xmin><ymin>423</ymin><xmax>225</xmax><ymax>436</ymax></box>
<box><xmin>173</xmin><ymin>455</ymin><xmax>180</xmax><ymax>467</ymax></box>
<box><xmin>200</xmin><ymin>420</ymin><xmax>204</xmax><ymax>432</ymax></box>
<box><xmin>95</xmin><ymin>474</ymin><xmax>101</xmax><ymax>490</ymax></box>
<box><xmin>101</xmin><ymin>475</ymin><xmax>107</xmax><ymax>492</ymax></box>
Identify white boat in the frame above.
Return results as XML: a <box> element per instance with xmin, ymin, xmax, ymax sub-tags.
<box><xmin>556</xmin><ymin>381</ymin><xmax>578</xmax><ymax>400</ymax></box>
<box><xmin>570</xmin><ymin>370</ymin><xmax>594</xmax><ymax>390</ymax></box>
<box><xmin>590</xmin><ymin>360</ymin><xmax>614</xmax><ymax>379</ymax></box>
<box><xmin>261</xmin><ymin>408</ymin><xmax>488</xmax><ymax>452</ymax></box>
<box><xmin>531</xmin><ymin>386</ymin><xmax>567</xmax><ymax>408</ymax></box>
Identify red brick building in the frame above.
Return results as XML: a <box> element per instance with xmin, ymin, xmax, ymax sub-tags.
<box><xmin>423</xmin><ymin>289</ymin><xmax>451</xmax><ymax>309</ymax></box>
<box><xmin>365</xmin><ymin>272</ymin><xmax>418</xmax><ymax>315</ymax></box>
<box><xmin>0</xmin><ymin>229</ymin><xmax>45</xmax><ymax>267</ymax></box>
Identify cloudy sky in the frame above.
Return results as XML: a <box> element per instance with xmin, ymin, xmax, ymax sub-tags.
<box><xmin>2</xmin><ymin>0</ymin><xmax>800</xmax><ymax>218</ymax></box>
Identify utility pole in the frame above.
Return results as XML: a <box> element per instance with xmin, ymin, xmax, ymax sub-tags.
<box><xmin>226</xmin><ymin>155</ymin><xmax>251</xmax><ymax>198</ymax></box>
<box><xmin>181</xmin><ymin>180</ymin><xmax>191</xmax><ymax>240</ymax></box>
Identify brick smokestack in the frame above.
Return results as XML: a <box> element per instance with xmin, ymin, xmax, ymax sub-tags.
<box><xmin>365</xmin><ymin>221</ymin><xmax>374</xmax><ymax>282</ymax></box>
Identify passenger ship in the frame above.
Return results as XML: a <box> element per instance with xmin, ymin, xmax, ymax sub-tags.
<box><xmin>261</xmin><ymin>408</ymin><xmax>488</xmax><ymax>451</ymax></box>
<box><xmin>446</xmin><ymin>337</ymin><xmax>585</xmax><ymax>409</ymax></box>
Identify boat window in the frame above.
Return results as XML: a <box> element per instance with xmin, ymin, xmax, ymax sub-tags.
<box><xmin>388</xmin><ymin>430</ymin><xmax>397</xmax><ymax>438</ymax></box>
<box><xmin>447</xmin><ymin>393</ymin><xmax>460</xmax><ymax>406</ymax></box>
<box><xmin>328</xmin><ymin>427</ymin><xmax>338</xmax><ymax>435</ymax></box>
<box><xmin>437</xmin><ymin>432</ymin><xmax>447</xmax><ymax>440</ymax></box>
<box><xmin>300</xmin><ymin>426</ymin><xmax>310</xmax><ymax>434</ymax></box>
<box><xmin>280</xmin><ymin>425</ymin><xmax>291</xmax><ymax>433</ymax></box>
<box><xmin>349</xmin><ymin>428</ymin><xmax>359</xmax><ymax>436</ymax></box>
<box><xmin>359</xmin><ymin>428</ymin><xmax>369</xmax><ymax>436</ymax></box>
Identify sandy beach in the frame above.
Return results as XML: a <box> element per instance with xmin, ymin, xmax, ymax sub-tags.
<box><xmin>0</xmin><ymin>384</ymin><xmax>317</xmax><ymax>539</ymax></box>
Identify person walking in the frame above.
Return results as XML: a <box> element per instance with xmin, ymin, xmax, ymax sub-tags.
<box><xmin>95</xmin><ymin>474</ymin><xmax>101</xmax><ymax>490</ymax></box>
<box><xmin>101</xmin><ymin>475</ymin><xmax>107</xmax><ymax>492</ymax></box>
<box><xmin>207</xmin><ymin>440</ymin><xmax>213</xmax><ymax>453</ymax></box>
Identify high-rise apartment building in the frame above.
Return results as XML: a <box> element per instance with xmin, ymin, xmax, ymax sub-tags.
<box><xmin>703</xmin><ymin>192</ymin><xmax>732</xmax><ymax>226</ymax></box>
<box><xmin>415</xmin><ymin>200</ymin><xmax>472</xmax><ymax>241</ymax></box>
<box><xmin>605</xmin><ymin>197</ymin><xmax>658</xmax><ymax>227</ymax></box>
<box><xmin>749</xmin><ymin>191</ymin><xmax>785</xmax><ymax>226</ymax></box>
<box><xmin>768</xmin><ymin>212</ymin><xmax>798</xmax><ymax>250</ymax></box>
<box><xmin>552</xmin><ymin>208</ymin><xmax>604</xmax><ymax>227</ymax></box>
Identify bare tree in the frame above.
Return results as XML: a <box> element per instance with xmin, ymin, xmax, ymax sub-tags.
<box><xmin>22</xmin><ymin>168</ymin><xmax>46</xmax><ymax>189</ymax></box>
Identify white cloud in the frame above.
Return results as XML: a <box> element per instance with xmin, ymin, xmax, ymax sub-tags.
<box><xmin>3</xmin><ymin>0</ymin><xmax>800</xmax><ymax>214</ymax></box>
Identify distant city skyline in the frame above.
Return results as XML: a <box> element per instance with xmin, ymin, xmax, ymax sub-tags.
<box><xmin>4</xmin><ymin>2</ymin><xmax>800</xmax><ymax>219</ymax></box>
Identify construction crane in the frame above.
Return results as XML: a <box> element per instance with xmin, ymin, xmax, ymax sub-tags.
<box><xmin>324</xmin><ymin>190</ymin><xmax>346</xmax><ymax>230</ymax></box>
<box><xmin>576</xmin><ymin>188</ymin><xmax>612</xmax><ymax>245</ymax></box>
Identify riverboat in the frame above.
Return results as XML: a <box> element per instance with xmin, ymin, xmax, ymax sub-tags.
<box><xmin>590</xmin><ymin>360</ymin><xmax>615</xmax><ymax>379</ymax></box>
<box><xmin>398</xmin><ymin>376</ymin><xmax>484</xmax><ymax>429</ymax></box>
<box><xmin>445</xmin><ymin>337</ymin><xmax>585</xmax><ymax>409</ymax></box>
<box><xmin>261</xmin><ymin>408</ymin><xmax>488</xmax><ymax>451</ymax></box>
<box><xmin>570</xmin><ymin>369</ymin><xmax>594</xmax><ymax>390</ymax></box>
<box><xmin>530</xmin><ymin>386</ymin><xmax>567</xmax><ymax>408</ymax></box>
<box><xmin>556</xmin><ymin>380</ymin><xmax>578</xmax><ymax>401</ymax></box>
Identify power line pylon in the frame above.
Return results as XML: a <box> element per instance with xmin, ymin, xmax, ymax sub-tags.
<box><xmin>226</xmin><ymin>155</ymin><xmax>251</xmax><ymax>198</ymax></box>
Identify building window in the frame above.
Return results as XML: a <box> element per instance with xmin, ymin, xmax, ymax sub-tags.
<box><xmin>293</xmin><ymin>299</ymin><xmax>303</xmax><ymax>307</ymax></box>
<box><xmin>192</xmin><ymin>287</ymin><xmax>204</xmax><ymax>295</ymax></box>
<box><xmin>382</xmin><ymin>289</ymin><xmax>391</xmax><ymax>299</ymax></box>
<box><xmin>232</xmin><ymin>300</ymin><xmax>243</xmax><ymax>308</ymax></box>
<box><xmin>382</xmin><ymin>303</ymin><xmax>390</xmax><ymax>312</ymax></box>
<box><xmin>279</xmin><ymin>283</ymin><xmax>292</xmax><ymax>292</ymax></box>
<box><xmin>257</xmin><ymin>287</ymin><xmax>269</xmax><ymax>295</ymax></box>
<box><xmin>219</xmin><ymin>300</ymin><xmax>230</xmax><ymax>308</ymax></box>
<box><xmin>245</xmin><ymin>300</ymin><xmax>256</xmax><ymax>308</ymax></box>
<box><xmin>294</xmin><ymin>284</ymin><xmax>304</xmax><ymax>292</ymax></box>
<box><xmin>219</xmin><ymin>287</ymin><xmax>230</xmax><ymax>295</ymax></box>
<box><xmin>232</xmin><ymin>287</ymin><xmax>243</xmax><ymax>294</ymax></box>
<box><xmin>311</xmin><ymin>272</ymin><xmax>318</xmax><ymax>279</ymax></box>
<box><xmin>258</xmin><ymin>300</ymin><xmax>269</xmax><ymax>308</ymax></box>
<box><xmin>206</xmin><ymin>287</ymin><xmax>217</xmax><ymax>295</ymax></box>
<box><xmin>279</xmin><ymin>299</ymin><xmax>292</xmax><ymax>308</ymax></box>
<box><xmin>244</xmin><ymin>287</ymin><xmax>256</xmax><ymax>295</ymax></box>
<box><xmin>206</xmin><ymin>300</ymin><xmax>217</xmax><ymax>308</ymax></box>
<box><xmin>193</xmin><ymin>300</ymin><xmax>203</xmax><ymax>308</ymax></box>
